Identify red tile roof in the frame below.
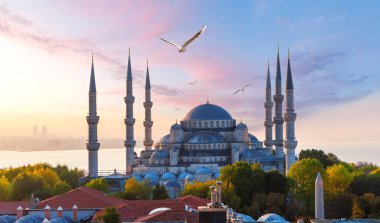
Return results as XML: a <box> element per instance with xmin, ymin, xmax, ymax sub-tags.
<box><xmin>0</xmin><ymin>201</ymin><xmax>29</xmax><ymax>215</ymax></box>
<box><xmin>94</xmin><ymin>195</ymin><xmax>209</xmax><ymax>223</ymax></box>
<box><xmin>36</xmin><ymin>187</ymin><xmax>125</xmax><ymax>209</ymax></box>
<box><xmin>133</xmin><ymin>209</ymin><xmax>197</xmax><ymax>223</ymax></box>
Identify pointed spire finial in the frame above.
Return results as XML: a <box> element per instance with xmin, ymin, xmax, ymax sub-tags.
<box><xmin>147</xmin><ymin>59</ymin><xmax>149</xmax><ymax>67</ymax></box>
<box><xmin>206</xmin><ymin>97</ymin><xmax>209</xmax><ymax>104</ymax></box>
<box><xmin>286</xmin><ymin>48</ymin><xmax>294</xmax><ymax>90</ymax></box>
<box><xmin>240</xmin><ymin>118</ymin><xmax>242</xmax><ymax>123</ymax></box>
<box><xmin>288</xmin><ymin>48</ymin><xmax>290</xmax><ymax>59</ymax></box>
<box><xmin>176</xmin><ymin>119</ymin><xmax>178</xmax><ymax>124</ymax></box>
<box><xmin>129</xmin><ymin>46</ymin><xmax>131</xmax><ymax>55</ymax></box>
<box><xmin>92</xmin><ymin>53</ymin><xmax>94</xmax><ymax>63</ymax></box>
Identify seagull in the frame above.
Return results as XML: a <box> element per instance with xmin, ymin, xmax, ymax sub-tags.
<box><xmin>189</xmin><ymin>80</ymin><xmax>197</xmax><ymax>85</ymax></box>
<box><xmin>159</xmin><ymin>25</ymin><xmax>206</xmax><ymax>53</ymax></box>
<box><xmin>232</xmin><ymin>84</ymin><xmax>251</xmax><ymax>95</ymax></box>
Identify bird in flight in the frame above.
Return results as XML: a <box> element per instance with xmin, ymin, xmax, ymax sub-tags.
<box><xmin>232</xmin><ymin>84</ymin><xmax>251</xmax><ymax>95</ymax></box>
<box><xmin>189</xmin><ymin>80</ymin><xmax>197</xmax><ymax>85</ymax></box>
<box><xmin>159</xmin><ymin>25</ymin><xmax>206</xmax><ymax>53</ymax></box>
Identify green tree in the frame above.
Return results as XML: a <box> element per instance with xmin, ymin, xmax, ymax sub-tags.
<box><xmin>325</xmin><ymin>193</ymin><xmax>354</xmax><ymax>219</ymax></box>
<box><xmin>0</xmin><ymin>176</ymin><xmax>11</xmax><ymax>200</ymax></box>
<box><xmin>265</xmin><ymin>171</ymin><xmax>287</xmax><ymax>194</ymax></box>
<box><xmin>54</xmin><ymin>164</ymin><xmax>84</xmax><ymax>188</ymax></box>
<box><xmin>10</xmin><ymin>173</ymin><xmax>44</xmax><ymax>200</ymax></box>
<box><xmin>221</xmin><ymin>182</ymin><xmax>241</xmax><ymax>210</ymax></box>
<box><xmin>123</xmin><ymin>178</ymin><xmax>152</xmax><ymax>200</ymax></box>
<box><xmin>97</xmin><ymin>207</ymin><xmax>120</xmax><ymax>223</ymax></box>
<box><xmin>370</xmin><ymin>168</ymin><xmax>380</xmax><ymax>177</ymax></box>
<box><xmin>352</xmin><ymin>196</ymin><xmax>367</xmax><ymax>219</ymax></box>
<box><xmin>220</xmin><ymin>161</ymin><xmax>264</xmax><ymax>206</ymax></box>
<box><xmin>326</xmin><ymin>164</ymin><xmax>352</xmax><ymax>195</ymax></box>
<box><xmin>181</xmin><ymin>180</ymin><xmax>214</xmax><ymax>198</ymax></box>
<box><xmin>288</xmin><ymin>158</ymin><xmax>326</xmax><ymax>214</ymax></box>
<box><xmin>299</xmin><ymin>149</ymin><xmax>340</xmax><ymax>168</ymax></box>
<box><xmin>31</xmin><ymin>167</ymin><xmax>60</xmax><ymax>188</ymax></box>
<box><xmin>152</xmin><ymin>183</ymin><xmax>169</xmax><ymax>200</ymax></box>
<box><xmin>85</xmin><ymin>178</ymin><xmax>108</xmax><ymax>192</ymax></box>
<box><xmin>52</xmin><ymin>181</ymin><xmax>72</xmax><ymax>196</ymax></box>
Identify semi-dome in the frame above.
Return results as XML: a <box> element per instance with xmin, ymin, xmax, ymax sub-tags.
<box><xmin>249</xmin><ymin>134</ymin><xmax>259</xmax><ymax>143</ymax></box>
<box><xmin>178</xmin><ymin>172</ymin><xmax>190</xmax><ymax>180</ymax></box>
<box><xmin>187</xmin><ymin>132</ymin><xmax>226</xmax><ymax>144</ymax></box>
<box><xmin>144</xmin><ymin>172</ymin><xmax>159</xmax><ymax>185</ymax></box>
<box><xmin>170</xmin><ymin>123</ymin><xmax>182</xmax><ymax>130</ymax></box>
<box><xmin>163</xmin><ymin>180</ymin><xmax>181</xmax><ymax>188</ymax></box>
<box><xmin>183</xmin><ymin>103</ymin><xmax>233</xmax><ymax>121</ymax></box>
<box><xmin>150</xmin><ymin>150</ymin><xmax>170</xmax><ymax>160</ymax></box>
<box><xmin>236</xmin><ymin>122</ymin><xmax>247</xmax><ymax>130</ymax></box>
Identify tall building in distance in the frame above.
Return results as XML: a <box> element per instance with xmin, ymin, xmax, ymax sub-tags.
<box><xmin>264</xmin><ymin>61</ymin><xmax>273</xmax><ymax>149</ymax></box>
<box><xmin>86</xmin><ymin>55</ymin><xmax>100</xmax><ymax>177</ymax></box>
<box><xmin>124</xmin><ymin>49</ymin><xmax>136</xmax><ymax>174</ymax></box>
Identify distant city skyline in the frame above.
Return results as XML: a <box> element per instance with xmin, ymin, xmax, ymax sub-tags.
<box><xmin>0</xmin><ymin>1</ymin><xmax>379</xmax><ymax>164</ymax></box>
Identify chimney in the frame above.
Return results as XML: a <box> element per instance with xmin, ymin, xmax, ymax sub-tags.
<box><xmin>57</xmin><ymin>206</ymin><xmax>63</xmax><ymax>218</ymax></box>
<box><xmin>72</xmin><ymin>204</ymin><xmax>78</xmax><ymax>222</ymax></box>
<box><xmin>16</xmin><ymin>206</ymin><xmax>23</xmax><ymax>219</ymax></box>
<box><xmin>198</xmin><ymin>181</ymin><xmax>226</xmax><ymax>223</ymax></box>
<box><xmin>210</xmin><ymin>186</ymin><xmax>217</xmax><ymax>206</ymax></box>
<box><xmin>29</xmin><ymin>194</ymin><xmax>39</xmax><ymax>209</ymax></box>
<box><xmin>216</xmin><ymin>181</ymin><xmax>222</xmax><ymax>205</ymax></box>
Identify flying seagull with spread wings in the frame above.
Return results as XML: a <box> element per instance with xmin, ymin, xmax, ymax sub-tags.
<box><xmin>189</xmin><ymin>80</ymin><xmax>197</xmax><ymax>85</ymax></box>
<box><xmin>233</xmin><ymin>84</ymin><xmax>251</xmax><ymax>95</ymax></box>
<box><xmin>160</xmin><ymin>25</ymin><xmax>206</xmax><ymax>53</ymax></box>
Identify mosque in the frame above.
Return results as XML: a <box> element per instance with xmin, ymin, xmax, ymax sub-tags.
<box><xmin>85</xmin><ymin>49</ymin><xmax>297</xmax><ymax>197</ymax></box>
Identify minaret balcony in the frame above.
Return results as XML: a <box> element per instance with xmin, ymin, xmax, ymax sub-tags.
<box><xmin>143</xmin><ymin>120</ymin><xmax>153</xmax><ymax>127</ymax></box>
<box><xmin>124</xmin><ymin>96</ymin><xmax>135</xmax><ymax>104</ymax></box>
<box><xmin>143</xmin><ymin>101</ymin><xmax>153</xmax><ymax>108</ymax></box>
<box><xmin>86</xmin><ymin>142</ymin><xmax>100</xmax><ymax>151</ymax></box>
<box><xmin>264</xmin><ymin>120</ymin><xmax>273</xmax><ymax>127</ymax></box>
<box><xmin>273</xmin><ymin>117</ymin><xmax>284</xmax><ymax>124</ymax></box>
<box><xmin>264</xmin><ymin>140</ymin><xmax>273</xmax><ymax>147</ymax></box>
<box><xmin>283</xmin><ymin>140</ymin><xmax>297</xmax><ymax>149</ymax></box>
<box><xmin>143</xmin><ymin>139</ymin><xmax>154</xmax><ymax>146</ymax></box>
<box><xmin>124</xmin><ymin>118</ymin><xmax>135</xmax><ymax>125</ymax></box>
<box><xmin>124</xmin><ymin>140</ymin><xmax>136</xmax><ymax>148</ymax></box>
<box><xmin>86</xmin><ymin>116</ymin><xmax>99</xmax><ymax>124</ymax></box>
<box><xmin>273</xmin><ymin>95</ymin><xmax>284</xmax><ymax>102</ymax></box>
<box><xmin>284</xmin><ymin>113</ymin><xmax>297</xmax><ymax>122</ymax></box>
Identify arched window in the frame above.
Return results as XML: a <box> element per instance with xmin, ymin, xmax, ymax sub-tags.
<box><xmin>222</xmin><ymin>121</ymin><xmax>225</xmax><ymax>127</ymax></box>
<box><xmin>198</xmin><ymin>122</ymin><xmax>201</xmax><ymax>128</ymax></box>
<box><xmin>204</xmin><ymin>122</ymin><xmax>208</xmax><ymax>128</ymax></box>
<box><xmin>216</xmin><ymin>121</ymin><xmax>219</xmax><ymax>127</ymax></box>
<box><xmin>210</xmin><ymin>121</ymin><xmax>214</xmax><ymax>127</ymax></box>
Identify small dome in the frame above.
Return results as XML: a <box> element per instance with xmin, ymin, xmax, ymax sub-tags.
<box><xmin>237</xmin><ymin>213</ymin><xmax>256</xmax><ymax>223</ymax></box>
<box><xmin>178</xmin><ymin>172</ymin><xmax>190</xmax><ymax>180</ymax></box>
<box><xmin>132</xmin><ymin>173</ymin><xmax>142</xmax><ymax>181</ymax></box>
<box><xmin>213</xmin><ymin>171</ymin><xmax>220</xmax><ymax>178</ymax></box>
<box><xmin>248</xmin><ymin>134</ymin><xmax>259</xmax><ymax>143</ymax></box>
<box><xmin>236</xmin><ymin>122</ymin><xmax>247</xmax><ymax>130</ymax></box>
<box><xmin>161</xmin><ymin>172</ymin><xmax>176</xmax><ymax>181</ymax></box>
<box><xmin>185</xmin><ymin>174</ymin><xmax>194</xmax><ymax>181</ymax></box>
<box><xmin>195</xmin><ymin>167</ymin><xmax>212</xmax><ymax>175</ymax></box>
<box><xmin>0</xmin><ymin>215</ymin><xmax>16</xmax><ymax>223</ymax></box>
<box><xmin>187</xmin><ymin>132</ymin><xmax>226</xmax><ymax>144</ymax></box>
<box><xmin>257</xmin><ymin>213</ymin><xmax>289</xmax><ymax>223</ymax></box>
<box><xmin>170</xmin><ymin>123</ymin><xmax>182</xmax><ymax>130</ymax></box>
<box><xmin>144</xmin><ymin>172</ymin><xmax>159</xmax><ymax>185</ymax></box>
<box><xmin>150</xmin><ymin>150</ymin><xmax>170</xmax><ymax>160</ymax></box>
<box><xmin>163</xmin><ymin>180</ymin><xmax>181</xmax><ymax>188</ymax></box>
<box><xmin>183</xmin><ymin>103</ymin><xmax>233</xmax><ymax>121</ymax></box>
<box><xmin>161</xmin><ymin>134</ymin><xmax>170</xmax><ymax>144</ymax></box>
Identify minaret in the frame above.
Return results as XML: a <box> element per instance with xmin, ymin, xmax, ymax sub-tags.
<box><xmin>124</xmin><ymin>49</ymin><xmax>136</xmax><ymax>174</ymax></box>
<box><xmin>273</xmin><ymin>47</ymin><xmax>284</xmax><ymax>173</ymax></box>
<box><xmin>143</xmin><ymin>61</ymin><xmax>153</xmax><ymax>150</ymax></box>
<box><xmin>284</xmin><ymin>49</ymin><xmax>297</xmax><ymax>174</ymax></box>
<box><xmin>315</xmin><ymin>172</ymin><xmax>325</xmax><ymax>219</ymax></box>
<box><xmin>264</xmin><ymin>61</ymin><xmax>273</xmax><ymax>149</ymax></box>
<box><xmin>86</xmin><ymin>54</ymin><xmax>100</xmax><ymax>177</ymax></box>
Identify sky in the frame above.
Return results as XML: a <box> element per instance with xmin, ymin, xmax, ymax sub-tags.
<box><xmin>0</xmin><ymin>1</ymin><xmax>379</xmax><ymax>161</ymax></box>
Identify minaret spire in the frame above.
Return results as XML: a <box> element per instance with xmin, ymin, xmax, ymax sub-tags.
<box><xmin>273</xmin><ymin>46</ymin><xmax>285</xmax><ymax>174</ymax></box>
<box><xmin>264</xmin><ymin>60</ymin><xmax>273</xmax><ymax>149</ymax></box>
<box><xmin>87</xmin><ymin>54</ymin><xmax>100</xmax><ymax>177</ymax></box>
<box><xmin>284</xmin><ymin>49</ymin><xmax>297</xmax><ymax>174</ymax></box>
<box><xmin>143</xmin><ymin>60</ymin><xmax>153</xmax><ymax>150</ymax></box>
<box><xmin>125</xmin><ymin>48</ymin><xmax>136</xmax><ymax>174</ymax></box>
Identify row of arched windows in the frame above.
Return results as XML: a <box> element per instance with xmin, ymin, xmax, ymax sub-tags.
<box><xmin>182</xmin><ymin>120</ymin><xmax>235</xmax><ymax>129</ymax></box>
<box><xmin>184</xmin><ymin>143</ymin><xmax>227</xmax><ymax>150</ymax></box>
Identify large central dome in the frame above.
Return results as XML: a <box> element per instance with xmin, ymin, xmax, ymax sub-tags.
<box><xmin>183</xmin><ymin>103</ymin><xmax>233</xmax><ymax>121</ymax></box>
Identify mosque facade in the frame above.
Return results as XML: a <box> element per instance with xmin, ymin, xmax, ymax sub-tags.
<box><xmin>86</xmin><ymin>48</ymin><xmax>297</xmax><ymax>197</ymax></box>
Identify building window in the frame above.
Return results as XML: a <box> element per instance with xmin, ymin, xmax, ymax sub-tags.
<box><xmin>222</xmin><ymin>121</ymin><xmax>225</xmax><ymax>127</ymax></box>
<box><xmin>204</xmin><ymin>122</ymin><xmax>208</xmax><ymax>128</ymax></box>
<box><xmin>216</xmin><ymin>121</ymin><xmax>219</xmax><ymax>127</ymax></box>
<box><xmin>210</xmin><ymin>121</ymin><xmax>214</xmax><ymax>127</ymax></box>
<box><xmin>198</xmin><ymin>122</ymin><xmax>201</xmax><ymax>128</ymax></box>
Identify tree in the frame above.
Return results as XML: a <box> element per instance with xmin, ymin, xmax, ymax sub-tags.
<box><xmin>265</xmin><ymin>171</ymin><xmax>286</xmax><ymax>194</ymax></box>
<box><xmin>85</xmin><ymin>178</ymin><xmax>108</xmax><ymax>192</ymax></box>
<box><xmin>221</xmin><ymin>182</ymin><xmax>241</xmax><ymax>210</ymax></box>
<box><xmin>0</xmin><ymin>176</ymin><xmax>11</xmax><ymax>200</ymax></box>
<box><xmin>123</xmin><ymin>178</ymin><xmax>152</xmax><ymax>200</ymax></box>
<box><xmin>181</xmin><ymin>180</ymin><xmax>214</xmax><ymax>198</ymax></box>
<box><xmin>54</xmin><ymin>164</ymin><xmax>84</xmax><ymax>188</ymax></box>
<box><xmin>299</xmin><ymin>149</ymin><xmax>340</xmax><ymax>168</ymax></box>
<box><xmin>326</xmin><ymin>164</ymin><xmax>352</xmax><ymax>195</ymax></box>
<box><xmin>220</xmin><ymin>161</ymin><xmax>264</xmax><ymax>206</ymax></box>
<box><xmin>31</xmin><ymin>167</ymin><xmax>60</xmax><ymax>188</ymax></box>
<box><xmin>325</xmin><ymin>193</ymin><xmax>354</xmax><ymax>219</ymax></box>
<box><xmin>288</xmin><ymin>158</ymin><xmax>326</xmax><ymax>214</ymax></box>
<box><xmin>97</xmin><ymin>207</ymin><xmax>120</xmax><ymax>223</ymax></box>
<box><xmin>370</xmin><ymin>168</ymin><xmax>380</xmax><ymax>177</ymax></box>
<box><xmin>10</xmin><ymin>173</ymin><xmax>44</xmax><ymax>200</ymax></box>
<box><xmin>152</xmin><ymin>183</ymin><xmax>169</xmax><ymax>200</ymax></box>
<box><xmin>52</xmin><ymin>181</ymin><xmax>72</xmax><ymax>196</ymax></box>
